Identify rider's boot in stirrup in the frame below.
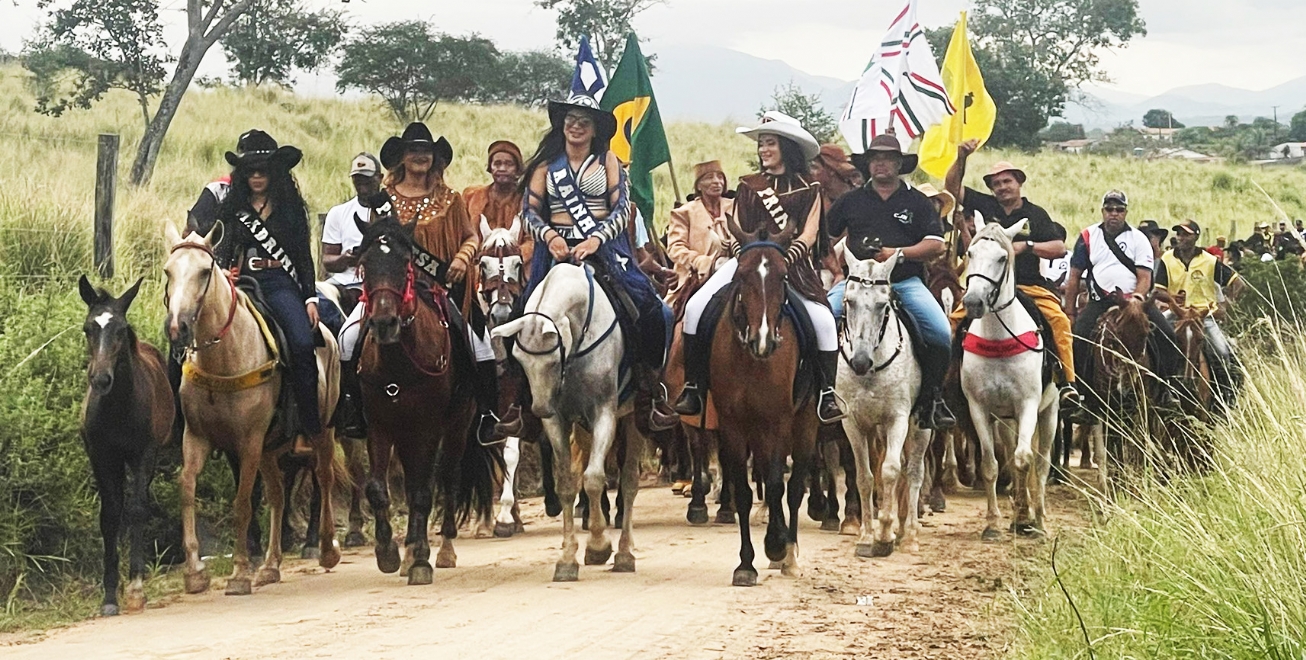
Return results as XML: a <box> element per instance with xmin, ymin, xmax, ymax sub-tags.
<box><xmin>635</xmin><ymin>364</ymin><xmax>679</xmax><ymax>434</ymax></box>
<box><xmin>1059</xmin><ymin>382</ymin><xmax>1086</xmax><ymax>422</ymax></box>
<box><xmin>816</xmin><ymin>350</ymin><xmax>847</xmax><ymax>424</ymax></box>
<box><xmin>918</xmin><ymin>388</ymin><xmax>957</xmax><ymax>430</ymax></box>
<box><xmin>339</xmin><ymin>358</ymin><xmax>367</xmax><ymax>439</ymax></box>
<box><xmin>673</xmin><ymin>333</ymin><xmax>708</xmax><ymax>416</ymax></box>
<box><xmin>473</xmin><ymin>359</ymin><xmax>502</xmax><ymax>444</ymax></box>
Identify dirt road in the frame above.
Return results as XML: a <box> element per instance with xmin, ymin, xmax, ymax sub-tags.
<box><xmin>0</xmin><ymin>483</ymin><xmax>1075</xmax><ymax>659</ymax></box>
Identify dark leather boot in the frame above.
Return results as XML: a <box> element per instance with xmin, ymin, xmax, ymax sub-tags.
<box><xmin>637</xmin><ymin>364</ymin><xmax>679</xmax><ymax>432</ymax></box>
<box><xmin>474</xmin><ymin>359</ymin><xmax>501</xmax><ymax>444</ymax></box>
<box><xmin>816</xmin><ymin>350</ymin><xmax>847</xmax><ymax>424</ymax></box>
<box><xmin>917</xmin><ymin>388</ymin><xmax>957</xmax><ymax>430</ymax></box>
<box><xmin>339</xmin><ymin>358</ymin><xmax>367</xmax><ymax>438</ymax></box>
<box><xmin>673</xmin><ymin>333</ymin><xmax>708</xmax><ymax>416</ymax></box>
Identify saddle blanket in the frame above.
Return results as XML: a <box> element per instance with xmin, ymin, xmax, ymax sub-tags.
<box><xmin>962</xmin><ymin>331</ymin><xmax>1041</xmax><ymax>359</ymax></box>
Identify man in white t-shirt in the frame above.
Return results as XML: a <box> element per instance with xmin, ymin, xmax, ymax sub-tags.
<box><xmin>1065</xmin><ymin>190</ymin><xmax>1181</xmax><ymax>411</ymax></box>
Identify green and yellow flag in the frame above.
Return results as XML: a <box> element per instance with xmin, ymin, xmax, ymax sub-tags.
<box><xmin>600</xmin><ymin>33</ymin><xmax>670</xmax><ymax>234</ymax></box>
<box><xmin>918</xmin><ymin>12</ymin><xmax>997</xmax><ymax>179</ymax></box>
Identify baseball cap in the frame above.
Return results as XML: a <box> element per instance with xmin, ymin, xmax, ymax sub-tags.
<box><xmin>1101</xmin><ymin>190</ymin><xmax>1128</xmax><ymax>207</ymax></box>
<box><xmin>1172</xmin><ymin>219</ymin><xmax>1201</xmax><ymax>235</ymax></box>
<box><xmin>350</xmin><ymin>152</ymin><xmax>380</xmax><ymax>177</ymax></box>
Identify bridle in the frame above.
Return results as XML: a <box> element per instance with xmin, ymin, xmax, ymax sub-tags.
<box><xmin>167</xmin><ymin>241</ymin><xmax>238</xmax><ymax>357</ymax></box>
<box><xmin>513</xmin><ymin>265</ymin><xmax>616</xmax><ymax>382</ymax></box>
<box><xmin>360</xmin><ymin>258</ymin><xmax>418</xmax><ymax>327</ymax></box>
<box><xmin>964</xmin><ymin>237</ymin><xmax>1043</xmax><ymax>354</ymax></box>
<box><xmin>838</xmin><ymin>275</ymin><xmax>904</xmax><ymax>373</ymax></box>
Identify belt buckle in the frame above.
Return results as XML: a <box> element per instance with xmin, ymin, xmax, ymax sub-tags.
<box><xmin>247</xmin><ymin>257</ymin><xmax>263</xmax><ymax>271</ymax></box>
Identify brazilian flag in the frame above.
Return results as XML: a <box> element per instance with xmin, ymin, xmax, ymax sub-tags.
<box><xmin>600</xmin><ymin>33</ymin><xmax>670</xmax><ymax>235</ymax></box>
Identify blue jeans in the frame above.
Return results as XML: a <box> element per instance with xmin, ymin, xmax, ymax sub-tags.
<box><xmin>253</xmin><ymin>271</ymin><xmax>321</xmax><ymax>435</ymax></box>
<box><xmin>829</xmin><ymin>276</ymin><xmax>951</xmax><ymax>391</ymax></box>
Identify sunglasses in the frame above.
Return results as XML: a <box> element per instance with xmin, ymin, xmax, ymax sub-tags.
<box><xmin>1103</xmin><ymin>206</ymin><xmax>1127</xmax><ymax>214</ymax></box>
<box><xmin>564</xmin><ymin>114</ymin><xmax>594</xmax><ymax>128</ymax></box>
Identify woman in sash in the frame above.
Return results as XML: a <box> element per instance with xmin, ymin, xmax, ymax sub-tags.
<box><xmin>494</xmin><ymin>93</ymin><xmax>677</xmax><ymax>437</ymax></box>
<box><xmin>673</xmin><ymin>111</ymin><xmax>845</xmax><ymax>424</ymax></box>
<box><xmin>215</xmin><ymin>136</ymin><xmax>320</xmax><ymax>452</ymax></box>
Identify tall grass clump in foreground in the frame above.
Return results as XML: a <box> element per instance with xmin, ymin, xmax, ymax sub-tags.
<box><xmin>1011</xmin><ymin>326</ymin><xmax>1306</xmax><ymax>658</ymax></box>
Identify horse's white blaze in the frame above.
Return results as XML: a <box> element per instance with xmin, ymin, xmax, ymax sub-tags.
<box><xmin>757</xmin><ymin>260</ymin><xmax>770</xmax><ymax>353</ymax></box>
<box><xmin>379</xmin><ymin>244</ymin><xmax>391</xmax><ymax>254</ymax></box>
<box><xmin>94</xmin><ymin>312</ymin><xmax>114</xmax><ymax>328</ymax></box>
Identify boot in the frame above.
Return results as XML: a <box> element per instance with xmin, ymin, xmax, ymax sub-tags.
<box><xmin>637</xmin><ymin>364</ymin><xmax>679</xmax><ymax>432</ymax></box>
<box><xmin>492</xmin><ymin>360</ymin><xmax>526</xmax><ymax>439</ymax></box>
<box><xmin>474</xmin><ymin>359</ymin><xmax>502</xmax><ymax>444</ymax></box>
<box><xmin>917</xmin><ymin>388</ymin><xmax>957</xmax><ymax>430</ymax></box>
<box><xmin>673</xmin><ymin>333</ymin><xmax>708</xmax><ymax>416</ymax></box>
<box><xmin>339</xmin><ymin>358</ymin><xmax>367</xmax><ymax>439</ymax></box>
<box><xmin>816</xmin><ymin>350</ymin><xmax>847</xmax><ymax>424</ymax></box>
<box><xmin>1059</xmin><ymin>383</ymin><xmax>1090</xmax><ymax>423</ymax></box>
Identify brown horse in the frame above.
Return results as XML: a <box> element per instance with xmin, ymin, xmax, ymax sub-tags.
<box><xmin>1087</xmin><ymin>296</ymin><xmax>1153</xmax><ymax>492</ymax></box>
<box><xmin>710</xmin><ymin>220</ymin><xmax>817</xmax><ymax>586</ymax></box>
<box><xmin>164</xmin><ymin>223</ymin><xmax>341</xmax><ymax>596</ymax></box>
<box><xmin>354</xmin><ymin>217</ymin><xmax>497</xmax><ymax>585</ymax></box>
<box><xmin>78</xmin><ymin>276</ymin><xmax>174</xmax><ymax>615</ymax></box>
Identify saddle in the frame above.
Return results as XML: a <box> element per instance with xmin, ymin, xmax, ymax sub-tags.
<box><xmin>698</xmin><ymin>281</ymin><xmax>818</xmax><ymax>407</ymax></box>
<box><xmin>236</xmin><ymin>276</ymin><xmax>301</xmax><ymax>450</ymax></box>
<box><xmin>952</xmin><ymin>289</ymin><xmax>1055</xmax><ymax>386</ymax></box>
<box><xmin>582</xmin><ymin>258</ymin><xmax>640</xmax><ymax>403</ymax></box>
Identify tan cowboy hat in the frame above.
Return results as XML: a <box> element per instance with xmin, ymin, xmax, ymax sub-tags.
<box><xmin>737</xmin><ymin>111</ymin><xmax>821</xmax><ymax>161</ymax></box>
<box><xmin>850</xmin><ymin>133</ymin><xmax>919</xmax><ymax>176</ymax></box>
<box><xmin>916</xmin><ymin>183</ymin><xmax>956</xmax><ymax>219</ymax></box>
<box><xmin>982</xmin><ymin>161</ymin><xmax>1027</xmax><ymax>187</ymax></box>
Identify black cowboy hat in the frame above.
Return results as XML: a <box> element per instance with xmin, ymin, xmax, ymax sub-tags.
<box><xmin>547</xmin><ymin>93</ymin><xmax>617</xmax><ymax>144</ymax></box>
<box><xmin>1137</xmin><ymin>219</ymin><xmax>1168</xmax><ymax>241</ymax></box>
<box><xmin>224</xmin><ymin>129</ymin><xmax>302</xmax><ymax>171</ymax></box>
<box><xmin>850</xmin><ymin>133</ymin><xmax>918</xmax><ymax>177</ymax></box>
<box><xmin>380</xmin><ymin>122</ymin><xmax>454</xmax><ymax>170</ymax></box>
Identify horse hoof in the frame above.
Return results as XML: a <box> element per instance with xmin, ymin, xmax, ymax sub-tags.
<box><xmin>301</xmin><ymin>546</ymin><xmax>320</xmax><ymax>560</ymax></box>
<box><xmin>930</xmin><ymin>494</ymin><xmax>947</xmax><ymax>513</ymax></box>
<box><xmin>320</xmin><ymin>540</ymin><xmax>342</xmax><ymax>569</ymax></box>
<box><xmin>981</xmin><ymin>527</ymin><xmax>1004</xmax><ymax>542</ymax></box>
<box><xmin>407</xmin><ymin>563</ymin><xmax>433</xmax><ymax>586</ymax></box>
<box><xmin>613</xmin><ymin>552</ymin><xmax>636</xmax><ymax>573</ymax></box>
<box><xmin>820</xmin><ymin>518</ymin><xmax>841</xmax><ymax>532</ymax></box>
<box><xmin>840</xmin><ymin>519</ymin><xmax>861</xmax><ymax>537</ymax></box>
<box><xmin>732</xmin><ymin>569</ymin><xmax>758</xmax><ymax>587</ymax></box>
<box><xmin>255</xmin><ymin>567</ymin><xmax>281</xmax><ymax>587</ymax></box>
<box><xmin>855</xmin><ymin>543</ymin><xmax>877</xmax><ymax>558</ymax></box>
<box><xmin>553</xmin><ymin>562</ymin><xmax>579</xmax><ymax>582</ymax></box>
<box><xmin>584</xmin><ymin>544</ymin><xmax>612</xmax><ymax>566</ymax></box>
<box><xmin>184</xmin><ymin>571</ymin><xmax>210</xmax><ymax>595</ymax></box>
<box><xmin>767</xmin><ymin>560</ymin><xmax>783</xmax><ymax>570</ymax></box>
<box><xmin>224</xmin><ymin>577</ymin><xmax>252</xmax><ymax>596</ymax></box>
<box><xmin>436</xmin><ymin>546</ymin><xmax>457</xmax><ymax>569</ymax></box>
<box><xmin>493</xmin><ymin>522</ymin><xmax>515</xmax><ymax>538</ymax></box>
<box><xmin>715</xmin><ymin>510</ymin><xmax>736</xmax><ymax>525</ymax></box>
<box><xmin>1015</xmin><ymin>523</ymin><xmax>1044</xmax><ymax>538</ymax></box>
<box><xmin>544</xmin><ymin>497</ymin><xmax>562</xmax><ymax>518</ymax></box>
<box><xmin>376</xmin><ymin>543</ymin><xmax>401</xmax><ymax>574</ymax></box>
<box><xmin>343</xmin><ymin>531</ymin><xmax>367</xmax><ymax>548</ymax></box>
<box><xmin>124</xmin><ymin>591</ymin><xmax>146</xmax><ymax>614</ymax></box>
<box><xmin>687</xmin><ymin>505</ymin><xmax>709</xmax><ymax>526</ymax></box>
<box><xmin>100</xmin><ymin>603</ymin><xmax>120</xmax><ymax>617</ymax></box>
<box><xmin>870</xmin><ymin>541</ymin><xmax>895</xmax><ymax>558</ymax></box>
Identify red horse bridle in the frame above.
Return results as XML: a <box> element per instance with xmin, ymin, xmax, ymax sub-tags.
<box><xmin>168</xmin><ymin>241</ymin><xmax>239</xmax><ymax>352</ymax></box>
<box><xmin>359</xmin><ymin>260</ymin><xmax>418</xmax><ymax>326</ymax></box>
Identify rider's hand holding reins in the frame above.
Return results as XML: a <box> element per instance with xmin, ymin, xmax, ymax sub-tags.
<box><xmin>572</xmin><ymin>236</ymin><xmax>601</xmax><ymax>262</ymax></box>
<box><xmin>306</xmin><ymin>300</ymin><xmax>319</xmax><ymax>329</ymax></box>
<box><xmin>547</xmin><ymin>235</ymin><xmax>570</xmax><ymax>262</ymax></box>
<box><xmin>446</xmin><ymin>258</ymin><xmax>467</xmax><ymax>284</ymax></box>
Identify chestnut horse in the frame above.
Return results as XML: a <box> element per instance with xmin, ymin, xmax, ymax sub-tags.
<box><xmin>710</xmin><ymin>221</ymin><xmax>817</xmax><ymax>586</ymax></box>
<box><xmin>1085</xmin><ymin>296</ymin><xmax>1153</xmax><ymax>492</ymax></box>
<box><xmin>354</xmin><ymin>217</ymin><xmax>498</xmax><ymax>585</ymax></box>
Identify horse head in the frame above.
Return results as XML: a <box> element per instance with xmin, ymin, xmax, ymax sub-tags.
<box><xmin>1095</xmin><ymin>294</ymin><xmax>1152</xmax><ymax>406</ymax></box>
<box><xmin>491</xmin><ymin>265</ymin><xmax>590</xmax><ymax>419</ymax></box>
<box><xmin>962</xmin><ymin>215</ymin><xmax>1025</xmax><ymax>320</ymax></box>
<box><xmin>163</xmin><ymin>220</ymin><xmax>224</xmax><ymax>351</ymax></box>
<box><xmin>727</xmin><ymin>212</ymin><xmax>796</xmax><ymax>359</ymax></box>
<box><xmin>79</xmin><ymin>275</ymin><xmax>143</xmax><ymax>395</ymax></box>
<box><xmin>1170</xmin><ymin>304</ymin><xmax>1208</xmax><ymax>385</ymax></box>
<box><xmin>476</xmin><ymin>214</ymin><xmax>525</xmax><ymax>327</ymax></box>
<box><xmin>356</xmin><ymin>215</ymin><xmax>417</xmax><ymax>345</ymax></box>
<box><xmin>842</xmin><ymin>243</ymin><xmax>902</xmax><ymax>376</ymax></box>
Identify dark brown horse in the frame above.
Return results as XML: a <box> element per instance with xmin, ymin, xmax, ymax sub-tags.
<box><xmin>710</xmin><ymin>220</ymin><xmax>817</xmax><ymax>586</ymax></box>
<box><xmin>1087</xmin><ymin>296</ymin><xmax>1153</xmax><ymax>492</ymax></box>
<box><xmin>78</xmin><ymin>276</ymin><xmax>174</xmax><ymax>615</ymax></box>
<box><xmin>355</xmin><ymin>217</ymin><xmax>497</xmax><ymax>585</ymax></box>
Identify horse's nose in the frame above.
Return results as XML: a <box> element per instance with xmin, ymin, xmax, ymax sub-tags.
<box><xmin>962</xmin><ymin>294</ymin><xmax>987</xmax><ymax>320</ymax></box>
<box><xmin>372</xmin><ymin>316</ymin><xmax>401</xmax><ymax>343</ymax></box>
<box><xmin>167</xmin><ymin>315</ymin><xmax>191</xmax><ymax>347</ymax></box>
<box><xmin>850</xmin><ymin>351</ymin><xmax>872</xmax><ymax>376</ymax></box>
<box><xmin>90</xmin><ymin>371</ymin><xmax>113</xmax><ymax>393</ymax></box>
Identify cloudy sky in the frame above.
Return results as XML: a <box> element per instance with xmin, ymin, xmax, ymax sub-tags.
<box><xmin>1</xmin><ymin>0</ymin><xmax>1303</xmax><ymax>96</ymax></box>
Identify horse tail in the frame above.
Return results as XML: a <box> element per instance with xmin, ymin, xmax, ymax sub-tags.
<box><xmin>329</xmin><ymin>437</ymin><xmax>355</xmax><ymax>494</ymax></box>
<box><xmin>454</xmin><ymin>426</ymin><xmax>505</xmax><ymax>527</ymax></box>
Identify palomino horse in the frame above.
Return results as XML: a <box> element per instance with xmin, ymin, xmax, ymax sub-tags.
<box><xmin>354</xmin><ymin>217</ymin><xmax>498</xmax><ymax>585</ymax></box>
<box><xmin>837</xmin><ymin>249</ymin><xmax>928</xmax><ymax>557</ymax></box>
<box><xmin>1085</xmin><ymin>295</ymin><xmax>1153</xmax><ymax>493</ymax></box>
<box><xmin>492</xmin><ymin>260</ymin><xmax>645</xmax><ymax>582</ymax></box>
<box><xmin>708</xmin><ymin>221</ymin><xmax>815</xmax><ymax>586</ymax></box>
<box><xmin>164</xmin><ymin>223</ymin><xmax>341</xmax><ymax>596</ymax></box>
<box><xmin>78</xmin><ymin>276</ymin><xmax>174</xmax><ymax>615</ymax></box>
<box><xmin>959</xmin><ymin>218</ymin><xmax>1058</xmax><ymax>539</ymax></box>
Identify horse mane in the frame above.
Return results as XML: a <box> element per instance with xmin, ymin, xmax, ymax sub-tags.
<box><xmin>972</xmin><ymin>221</ymin><xmax>1016</xmax><ymax>254</ymax></box>
<box><xmin>358</xmin><ymin>216</ymin><xmax>413</xmax><ymax>255</ymax></box>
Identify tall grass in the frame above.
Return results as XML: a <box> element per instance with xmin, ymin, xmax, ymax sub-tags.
<box><xmin>1010</xmin><ymin>327</ymin><xmax>1306</xmax><ymax>658</ymax></box>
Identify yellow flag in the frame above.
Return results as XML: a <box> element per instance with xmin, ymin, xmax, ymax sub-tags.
<box><xmin>918</xmin><ymin>12</ymin><xmax>996</xmax><ymax>179</ymax></box>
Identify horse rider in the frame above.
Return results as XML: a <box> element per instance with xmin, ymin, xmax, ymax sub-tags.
<box><xmin>946</xmin><ymin>139</ymin><xmax>1081</xmax><ymax>414</ymax></box>
<box><xmin>1065</xmin><ymin>190</ymin><xmax>1183</xmax><ymax>410</ymax></box>
<box><xmin>825</xmin><ymin>134</ymin><xmax>956</xmax><ymax>430</ymax></box>
<box><xmin>464</xmin><ymin>140</ymin><xmax>534</xmax><ymax>269</ymax></box>
<box><xmin>811</xmin><ymin>143</ymin><xmax>864</xmax><ymax>212</ymax></box>
<box><xmin>494</xmin><ymin>93</ymin><xmax>679</xmax><ymax>438</ymax></box>
<box><xmin>213</xmin><ymin>135</ymin><xmax>319</xmax><ymax>455</ymax></box>
<box><xmin>1156</xmin><ymin>219</ymin><xmax>1244</xmax><ymax>398</ymax></box>
<box><xmin>321</xmin><ymin>152</ymin><xmax>382</xmax><ymax>437</ymax></box>
<box><xmin>674</xmin><ymin>111</ymin><xmax>845</xmax><ymax>424</ymax></box>
<box><xmin>665</xmin><ymin>160</ymin><xmax>734</xmax><ymax>314</ymax></box>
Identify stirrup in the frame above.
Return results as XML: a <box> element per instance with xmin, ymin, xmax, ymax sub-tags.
<box><xmin>492</xmin><ymin>405</ymin><xmax>523</xmax><ymax>439</ymax></box>
<box><xmin>477</xmin><ymin>411</ymin><xmax>505</xmax><ymax>446</ymax></box>
<box><xmin>673</xmin><ymin>383</ymin><xmax>704</xmax><ymax>416</ymax></box>
<box><xmin>817</xmin><ymin>388</ymin><xmax>848</xmax><ymax>424</ymax></box>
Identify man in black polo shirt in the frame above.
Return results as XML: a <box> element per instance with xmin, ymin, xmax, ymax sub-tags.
<box><xmin>946</xmin><ymin>139</ymin><xmax>1080</xmax><ymax>412</ymax></box>
<box><xmin>828</xmin><ymin>134</ymin><xmax>955</xmax><ymax>430</ymax></box>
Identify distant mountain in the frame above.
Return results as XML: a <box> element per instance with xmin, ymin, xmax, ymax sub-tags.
<box><xmin>1061</xmin><ymin>76</ymin><xmax>1306</xmax><ymax>129</ymax></box>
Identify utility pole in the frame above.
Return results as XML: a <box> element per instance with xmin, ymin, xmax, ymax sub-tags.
<box><xmin>1272</xmin><ymin>105</ymin><xmax>1280</xmax><ymax>142</ymax></box>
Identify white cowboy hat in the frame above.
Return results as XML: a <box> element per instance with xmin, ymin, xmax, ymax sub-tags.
<box><xmin>737</xmin><ymin>111</ymin><xmax>821</xmax><ymax>161</ymax></box>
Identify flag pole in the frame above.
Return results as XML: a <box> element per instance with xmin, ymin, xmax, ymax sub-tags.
<box><xmin>666</xmin><ymin>156</ymin><xmax>684</xmax><ymax>205</ymax></box>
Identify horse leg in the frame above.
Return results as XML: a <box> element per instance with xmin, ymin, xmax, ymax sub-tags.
<box><xmin>1011</xmin><ymin>403</ymin><xmax>1042</xmax><ymax>536</ymax></box>
<box><xmin>872</xmin><ymin>417</ymin><xmax>908</xmax><ymax>557</ymax></box>
<box><xmin>784</xmin><ymin>419</ymin><xmax>817</xmax><ymax>577</ymax></box>
<box><xmin>614</xmin><ymin>420</ymin><xmax>641</xmax><ymax>573</ymax></box>
<box><xmin>710</xmin><ymin>436</ymin><xmax>734</xmax><ymax>524</ymax></box>
<box><xmin>225</xmin><ymin>443</ymin><xmax>261</xmax><ymax>596</ymax></box>
<box><xmin>546</xmin><ymin>418</ymin><xmax>579</xmax><ymax>582</ymax></box>
<box><xmin>477</xmin><ymin>443</ymin><xmax>501</xmax><ymax>539</ymax></box>
<box><xmin>436</xmin><ymin>415</ymin><xmax>472</xmax><ymax>571</ymax></box>
<box><xmin>402</xmin><ymin>441</ymin><xmax>436</xmax><ymax>584</ymax></box>
<box><xmin>1092</xmin><ymin>422</ymin><xmax>1109</xmax><ymax>495</ymax></box>
<box><xmin>1031</xmin><ymin>401</ymin><xmax>1058</xmax><ymax>534</ymax></box>
<box><xmin>226</xmin><ymin>450</ymin><xmax>263</xmax><ymax>561</ymax></box>
<box><xmin>366</xmin><ymin>433</ymin><xmax>400</xmax><ymax>574</ymax></box>
<box><xmin>686</xmin><ymin>426</ymin><xmax>710</xmax><ymax>525</ymax></box>
<box><xmin>1077</xmin><ymin>422</ymin><xmax>1095</xmax><ymax>469</ymax></box>
<box><xmin>839</xmin><ymin>429</ymin><xmax>861</xmax><ymax>537</ymax></box>
<box><xmin>928</xmin><ymin>429</ymin><xmax>947</xmax><ymax>513</ymax></box>
<box><xmin>124</xmin><ymin>445</ymin><xmax>156</xmax><ymax>614</ymax></box>
<box><xmin>583</xmin><ymin>412</ymin><xmax>616</xmax><ymax>567</ymax></box>
<box><xmin>806</xmin><ymin>438</ymin><xmax>829</xmax><ymax>524</ymax></box>
<box><xmin>278</xmin><ymin>460</ymin><xmax>299</xmax><ymax>554</ymax></box>
<box><xmin>817</xmin><ymin>432</ymin><xmax>840</xmax><ymax>532</ymax></box>
<box><xmin>970</xmin><ymin>410</ymin><xmax>1003</xmax><ymax>542</ymax></box>
<box><xmin>342</xmin><ymin>437</ymin><xmax>368</xmax><ymax>548</ymax></box>
<box><xmin>900</xmin><ymin>429</ymin><xmax>930</xmax><ymax>553</ymax></box>
<box><xmin>538</xmin><ymin>430</ymin><xmax>563</xmax><ymax>518</ymax></box>
<box><xmin>941</xmin><ymin>429</ymin><xmax>962</xmax><ymax>495</ymax></box>
<box><xmin>721</xmin><ymin>434</ymin><xmax>756</xmax><ymax>586</ymax></box>
<box><xmin>845</xmin><ymin>420</ymin><xmax>878</xmax><ymax>558</ymax></box>
<box><xmin>255</xmin><ymin>455</ymin><xmax>285</xmax><ymax>588</ymax></box>
<box><xmin>311</xmin><ymin>429</ymin><xmax>339</xmax><ymax>568</ymax></box>
<box><xmin>299</xmin><ymin>467</ymin><xmax>322</xmax><ymax>559</ymax></box>
<box><xmin>180</xmin><ymin>430</ymin><xmax>211</xmax><ymax>594</ymax></box>
<box><xmin>763</xmin><ymin>450</ymin><xmax>788</xmax><ymax>569</ymax></box>
<box><xmin>494</xmin><ymin>436</ymin><xmax>521</xmax><ymax>537</ymax></box>
<box><xmin>91</xmin><ymin>452</ymin><xmax>125</xmax><ymax>615</ymax></box>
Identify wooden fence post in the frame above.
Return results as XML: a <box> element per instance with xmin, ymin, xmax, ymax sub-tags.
<box><xmin>94</xmin><ymin>134</ymin><xmax>119</xmax><ymax>279</ymax></box>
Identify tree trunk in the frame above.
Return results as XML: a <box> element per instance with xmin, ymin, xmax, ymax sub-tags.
<box><xmin>129</xmin><ymin>42</ymin><xmax>206</xmax><ymax>186</ymax></box>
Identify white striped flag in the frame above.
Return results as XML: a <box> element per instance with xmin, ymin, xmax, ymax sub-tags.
<box><xmin>839</xmin><ymin>0</ymin><xmax>955</xmax><ymax>154</ymax></box>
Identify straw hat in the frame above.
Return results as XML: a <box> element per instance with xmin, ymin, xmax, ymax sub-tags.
<box><xmin>916</xmin><ymin>183</ymin><xmax>956</xmax><ymax>219</ymax></box>
<box><xmin>982</xmin><ymin>161</ymin><xmax>1027</xmax><ymax>187</ymax></box>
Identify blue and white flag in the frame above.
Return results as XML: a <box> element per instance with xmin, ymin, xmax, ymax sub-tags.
<box><xmin>570</xmin><ymin>35</ymin><xmax>609</xmax><ymax>102</ymax></box>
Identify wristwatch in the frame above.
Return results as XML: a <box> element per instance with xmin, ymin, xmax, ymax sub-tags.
<box><xmin>1025</xmin><ymin>240</ymin><xmax>1034</xmax><ymax>252</ymax></box>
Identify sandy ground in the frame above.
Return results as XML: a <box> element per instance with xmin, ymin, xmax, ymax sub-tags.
<box><xmin>0</xmin><ymin>480</ymin><xmax>1086</xmax><ymax>659</ymax></box>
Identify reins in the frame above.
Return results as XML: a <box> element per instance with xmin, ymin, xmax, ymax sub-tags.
<box><xmin>168</xmin><ymin>242</ymin><xmax>239</xmax><ymax>356</ymax></box>
<box><xmin>514</xmin><ymin>265</ymin><xmax>617</xmax><ymax>382</ymax></box>
<box><xmin>359</xmin><ymin>258</ymin><xmax>451</xmax><ymax>380</ymax></box>
<box><xmin>839</xmin><ymin>275</ymin><xmax>905</xmax><ymax>373</ymax></box>
<box><xmin>964</xmin><ymin>237</ymin><xmax>1044</xmax><ymax>354</ymax></box>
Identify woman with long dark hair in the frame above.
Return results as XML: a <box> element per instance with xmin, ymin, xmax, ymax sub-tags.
<box><xmin>673</xmin><ymin>112</ymin><xmax>845</xmax><ymax>424</ymax></box>
<box><xmin>215</xmin><ymin>130</ymin><xmax>320</xmax><ymax>452</ymax></box>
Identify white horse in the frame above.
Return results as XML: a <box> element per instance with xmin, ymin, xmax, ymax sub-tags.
<box><xmin>491</xmin><ymin>262</ymin><xmax>643</xmax><ymax>581</ymax></box>
<box><xmin>959</xmin><ymin>216</ymin><xmax>1058</xmax><ymax>539</ymax></box>
<box><xmin>837</xmin><ymin>249</ymin><xmax>929</xmax><ymax>558</ymax></box>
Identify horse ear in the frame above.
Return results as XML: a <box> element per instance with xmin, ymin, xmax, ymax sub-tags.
<box><xmin>206</xmin><ymin>220</ymin><xmax>224</xmax><ymax>249</ymax></box>
<box><xmin>974</xmin><ymin>210</ymin><xmax>986</xmax><ymax>231</ymax></box>
<box><xmin>1003</xmin><ymin>219</ymin><xmax>1028</xmax><ymax>241</ymax></box>
<box><xmin>490</xmin><ymin>317</ymin><xmax>527</xmax><ymax>340</ymax></box>
<box><xmin>479</xmin><ymin>214</ymin><xmax>493</xmax><ymax>240</ymax></box>
<box><xmin>353</xmin><ymin>213</ymin><xmax>369</xmax><ymax>240</ymax></box>
<box><xmin>509</xmin><ymin>214</ymin><xmax>522</xmax><ymax>240</ymax></box>
<box><xmin>164</xmin><ymin>221</ymin><xmax>182</xmax><ymax>247</ymax></box>
<box><xmin>882</xmin><ymin>248</ymin><xmax>904</xmax><ymax>275</ymax></box>
<box><xmin>78</xmin><ymin>274</ymin><xmax>100</xmax><ymax>307</ymax></box>
<box><xmin>116</xmin><ymin>277</ymin><xmax>145</xmax><ymax>314</ymax></box>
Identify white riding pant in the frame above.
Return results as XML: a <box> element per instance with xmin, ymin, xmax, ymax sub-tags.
<box><xmin>681</xmin><ymin>257</ymin><xmax>838</xmax><ymax>352</ymax></box>
<box><xmin>339</xmin><ymin>301</ymin><xmax>495</xmax><ymax>363</ymax></box>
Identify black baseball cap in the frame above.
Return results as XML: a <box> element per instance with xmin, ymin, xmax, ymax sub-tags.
<box><xmin>1172</xmin><ymin>219</ymin><xmax>1201</xmax><ymax>236</ymax></box>
<box><xmin>1102</xmin><ymin>190</ymin><xmax>1129</xmax><ymax>207</ymax></box>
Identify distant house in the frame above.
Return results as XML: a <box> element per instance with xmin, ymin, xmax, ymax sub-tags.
<box><xmin>1149</xmin><ymin>147</ymin><xmax>1220</xmax><ymax>163</ymax></box>
<box><xmin>1050</xmin><ymin>139</ymin><xmax>1095</xmax><ymax>154</ymax></box>
<box><xmin>1138</xmin><ymin>127</ymin><xmax>1180</xmax><ymax>141</ymax></box>
<box><xmin>1267</xmin><ymin>142</ymin><xmax>1306</xmax><ymax>160</ymax></box>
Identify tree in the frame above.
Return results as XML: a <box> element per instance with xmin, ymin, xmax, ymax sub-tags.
<box><xmin>481</xmin><ymin>50</ymin><xmax>572</xmax><ymax>107</ymax></box>
<box><xmin>1039</xmin><ymin>121</ymin><xmax>1086</xmax><ymax>142</ymax></box>
<box><xmin>221</xmin><ymin>0</ymin><xmax>347</xmax><ymax>87</ymax></box>
<box><xmin>534</xmin><ymin>0</ymin><xmax>663</xmax><ymax>67</ymax></box>
<box><xmin>1142</xmin><ymin>109</ymin><xmax>1184</xmax><ymax>129</ymax></box>
<box><xmin>336</xmin><ymin>23</ymin><xmax>500</xmax><ymax>123</ymax></box>
<box><xmin>759</xmin><ymin>82</ymin><xmax>839</xmax><ymax>145</ymax></box>
<box><xmin>1290</xmin><ymin>109</ymin><xmax>1306</xmax><ymax>142</ymax></box>
<box><xmin>22</xmin><ymin>0</ymin><xmax>169</xmax><ymax>131</ymax></box>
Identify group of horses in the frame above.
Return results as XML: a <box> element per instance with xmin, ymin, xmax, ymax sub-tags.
<box><xmin>77</xmin><ymin>197</ymin><xmax>1186</xmax><ymax>616</ymax></box>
